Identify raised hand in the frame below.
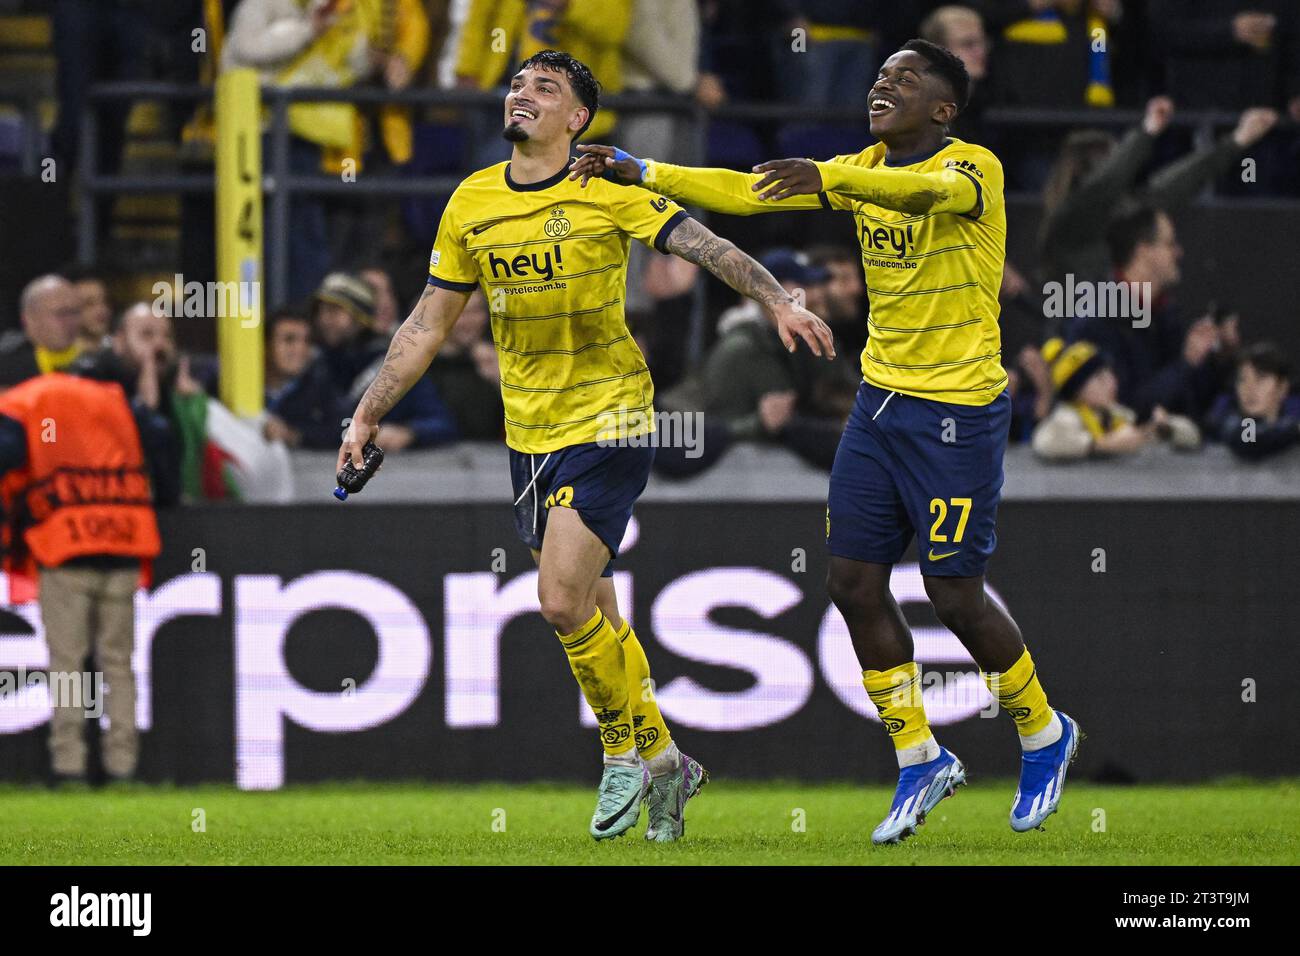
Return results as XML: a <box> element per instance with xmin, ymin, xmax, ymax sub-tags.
<box><xmin>337</xmin><ymin>417</ymin><xmax>379</xmax><ymax>475</ymax></box>
<box><xmin>751</xmin><ymin>158</ymin><xmax>824</xmax><ymax>201</ymax></box>
<box><xmin>1142</xmin><ymin>95</ymin><xmax>1175</xmax><ymax>136</ymax></box>
<box><xmin>569</xmin><ymin>144</ymin><xmax>645</xmax><ymax>187</ymax></box>
<box><xmin>1232</xmin><ymin>107</ymin><xmax>1279</xmax><ymax>148</ymax></box>
<box><xmin>771</xmin><ymin>299</ymin><xmax>836</xmax><ymax>358</ymax></box>
<box><xmin>759</xmin><ymin>390</ymin><xmax>797</xmax><ymax>434</ymax></box>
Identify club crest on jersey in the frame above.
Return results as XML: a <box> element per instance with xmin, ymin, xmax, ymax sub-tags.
<box><xmin>544</xmin><ymin>206</ymin><xmax>571</xmax><ymax>237</ymax></box>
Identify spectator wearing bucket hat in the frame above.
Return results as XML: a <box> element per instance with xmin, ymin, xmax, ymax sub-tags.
<box><xmin>1032</xmin><ymin>338</ymin><xmax>1200</xmax><ymax>461</ymax></box>
<box><xmin>266</xmin><ymin>272</ymin><xmax>460</xmax><ymax>451</ymax></box>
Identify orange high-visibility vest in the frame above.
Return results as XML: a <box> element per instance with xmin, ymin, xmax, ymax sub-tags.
<box><xmin>0</xmin><ymin>374</ymin><xmax>161</xmax><ymax>572</ymax></box>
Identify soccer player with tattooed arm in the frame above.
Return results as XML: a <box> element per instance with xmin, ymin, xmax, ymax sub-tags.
<box><xmin>338</xmin><ymin>49</ymin><xmax>834</xmax><ymax>842</ymax></box>
<box><xmin>571</xmin><ymin>38</ymin><xmax>1081</xmax><ymax>844</ymax></box>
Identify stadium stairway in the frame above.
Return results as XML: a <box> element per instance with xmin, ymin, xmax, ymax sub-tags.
<box><xmin>114</xmin><ymin>98</ymin><xmax>184</xmax><ymax>269</ymax></box>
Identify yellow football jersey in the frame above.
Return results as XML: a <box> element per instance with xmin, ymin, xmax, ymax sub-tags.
<box><xmin>428</xmin><ymin>161</ymin><xmax>689</xmax><ymax>453</ymax></box>
<box><xmin>821</xmin><ymin>139</ymin><xmax>1007</xmax><ymax>404</ymax></box>
<box><xmin>647</xmin><ymin>138</ymin><xmax>1008</xmax><ymax>405</ymax></box>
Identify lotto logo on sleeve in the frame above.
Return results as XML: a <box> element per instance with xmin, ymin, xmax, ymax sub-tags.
<box><xmin>943</xmin><ymin>158</ymin><xmax>983</xmax><ymax>178</ymax></box>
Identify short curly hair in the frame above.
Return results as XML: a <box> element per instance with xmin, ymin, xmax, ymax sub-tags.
<box><xmin>1239</xmin><ymin>342</ymin><xmax>1292</xmax><ymax>382</ymax></box>
<box><xmin>517</xmin><ymin>49</ymin><xmax>601</xmax><ymax>140</ymax></box>
<box><xmin>899</xmin><ymin>38</ymin><xmax>971</xmax><ymax>113</ymax></box>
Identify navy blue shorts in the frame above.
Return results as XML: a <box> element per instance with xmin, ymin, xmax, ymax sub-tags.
<box><xmin>509</xmin><ymin>442</ymin><xmax>655</xmax><ymax>577</ymax></box>
<box><xmin>827</xmin><ymin>380</ymin><xmax>1011</xmax><ymax>577</ymax></box>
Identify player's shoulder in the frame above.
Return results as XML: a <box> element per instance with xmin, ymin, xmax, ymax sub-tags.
<box><xmin>582</xmin><ymin>175</ymin><xmax>681</xmax><ymax>222</ymax></box>
<box><xmin>446</xmin><ymin>162</ymin><xmax>511</xmax><ymax>210</ymax></box>
<box><xmin>938</xmin><ymin>139</ymin><xmax>1003</xmax><ymax>178</ymax></box>
<box><xmin>461</xmin><ymin>161</ymin><xmax>511</xmax><ymax>187</ymax></box>
<box><xmin>583</xmin><ymin>174</ymin><xmax>662</xmax><ymax>204</ymax></box>
<box><xmin>824</xmin><ymin>141</ymin><xmax>888</xmax><ymax>167</ymax></box>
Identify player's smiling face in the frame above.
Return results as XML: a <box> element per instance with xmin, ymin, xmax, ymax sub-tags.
<box><xmin>868</xmin><ymin>51</ymin><xmax>954</xmax><ymax>139</ymax></box>
<box><xmin>503</xmin><ymin>67</ymin><xmax>585</xmax><ymax>145</ymax></box>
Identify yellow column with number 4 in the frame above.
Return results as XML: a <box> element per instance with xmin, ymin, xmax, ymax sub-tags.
<box><xmin>214</xmin><ymin>67</ymin><xmax>264</xmax><ymax>415</ymax></box>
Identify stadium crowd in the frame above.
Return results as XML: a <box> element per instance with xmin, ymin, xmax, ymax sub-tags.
<box><xmin>3</xmin><ymin>0</ymin><xmax>1300</xmax><ymax>504</ymax></box>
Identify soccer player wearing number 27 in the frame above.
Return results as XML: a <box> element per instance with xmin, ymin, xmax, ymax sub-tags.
<box><xmin>574</xmin><ymin>39</ymin><xmax>1081</xmax><ymax>844</ymax></box>
<box><xmin>339</xmin><ymin>50</ymin><xmax>836</xmax><ymax>842</ymax></box>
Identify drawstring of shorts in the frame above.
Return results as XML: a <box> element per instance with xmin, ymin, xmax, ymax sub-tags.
<box><xmin>514</xmin><ymin>452</ymin><xmax>553</xmax><ymax>536</ymax></box>
<box><xmin>872</xmin><ymin>390</ymin><xmax>898</xmax><ymax>421</ymax></box>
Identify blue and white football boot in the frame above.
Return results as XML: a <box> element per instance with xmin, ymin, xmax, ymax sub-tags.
<box><xmin>1010</xmin><ymin>711</ymin><xmax>1082</xmax><ymax>832</ymax></box>
<box><xmin>871</xmin><ymin>746</ymin><xmax>966</xmax><ymax>845</ymax></box>
<box><xmin>589</xmin><ymin>763</ymin><xmax>651</xmax><ymax>840</ymax></box>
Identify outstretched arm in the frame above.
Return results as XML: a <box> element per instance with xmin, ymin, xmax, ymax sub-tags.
<box><xmin>337</xmin><ymin>283</ymin><xmax>472</xmax><ymax>471</ymax></box>
<box><xmin>752</xmin><ymin>158</ymin><xmax>980</xmax><ymax>216</ymax></box>
<box><xmin>569</xmin><ymin>144</ymin><xmax>824</xmax><ymax>216</ymax></box>
<box><xmin>663</xmin><ymin>217</ymin><xmax>836</xmax><ymax>358</ymax></box>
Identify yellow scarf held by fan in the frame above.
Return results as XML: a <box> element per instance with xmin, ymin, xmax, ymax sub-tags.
<box><xmin>275</xmin><ymin>0</ymin><xmax>377</xmax><ymax>153</ymax></box>
<box><xmin>275</xmin><ymin>0</ymin><xmax>427</xmax><ymax>170</ymax></box>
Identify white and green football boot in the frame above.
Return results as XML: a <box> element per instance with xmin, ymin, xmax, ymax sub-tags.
<box><xmin>644</xmin><ymin>752</ymin><xmax>709</xmax><ymax>842</ymax></box>
<box><xmin>590</xmin><ymin>763</ymin><xmax>651</xmax><ymax>840</ymax></box>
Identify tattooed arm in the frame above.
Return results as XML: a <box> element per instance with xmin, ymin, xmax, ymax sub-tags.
<box><xmin>337</xmin><ymin>284</ymin><xmax>472</xmax><ymax>471</ymax></box>
<box><xmin>663</xmin><ymin>217</ymin><xmax>836</xmax><ymax>358</ymax></box>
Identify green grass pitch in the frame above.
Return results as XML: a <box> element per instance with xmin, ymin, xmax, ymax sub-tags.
<box><xmin>2</xmin><ymin>779</ymin><xmax>1295</xmax><ymax>865</ymax></box>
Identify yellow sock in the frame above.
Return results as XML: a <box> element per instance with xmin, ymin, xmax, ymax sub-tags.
<box><xmin>616</xmin><ymin>619</ymin><xmax>673</xmax><ymax>760</ymax></box>
<box><xmin>863</xmin><ymin>661</ymin><xmax>933</xmax><ymax>751</ymax></box>
<box><xmin>984</xmin><ymin>648</ymin><xmax>1053</xmax><ymax>737</ymax></box>
<box><xmin>557</xmin><ymin>609</ymin><xmax>635</xmax><ymax>756</ymax></box>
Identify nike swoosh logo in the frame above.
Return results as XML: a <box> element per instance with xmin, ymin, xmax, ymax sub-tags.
<box><xmin>928</xmin><ymin>549</ymin><xmax>959</xmax><ymax>561</ymax></box>
<box><xmin>593</xmin><ymin>791</ymin><xmax>642</xmax><ymax>831</ymax></box>
<box><xmin>470</xmin><ymin>222</ymin><xmax>499</xmax><ymax>235</ymax></box>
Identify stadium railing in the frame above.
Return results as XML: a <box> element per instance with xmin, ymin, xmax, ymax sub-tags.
<box><xmin>69</xmin><ymin>81</ymin><xmax>1299</xmax><ymax>362</ymax></box>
